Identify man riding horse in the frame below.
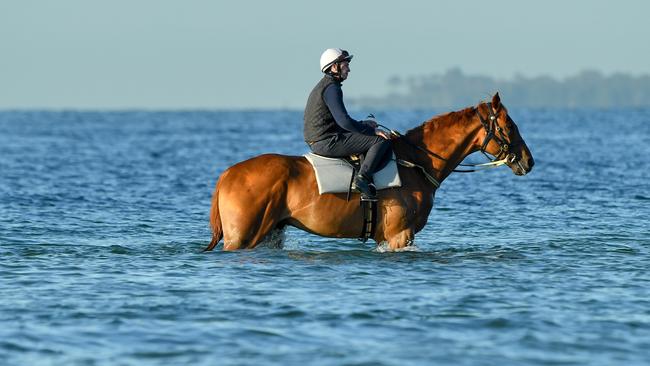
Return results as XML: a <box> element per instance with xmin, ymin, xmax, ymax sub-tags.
<box><xmin>204</xmin><ymin>50</ymin><xmax>534</xmax><ymax>251</ymax></box>
<box><xmin>303</xmin><ymin>48</ymin><xmax>392</xmax><ymax>200</ymax></box>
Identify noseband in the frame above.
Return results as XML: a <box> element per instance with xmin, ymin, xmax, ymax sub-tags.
<box><xmin>477</xmin><ymin>102</ymin><xmax>518</xmax><ymax>164</ymax></box>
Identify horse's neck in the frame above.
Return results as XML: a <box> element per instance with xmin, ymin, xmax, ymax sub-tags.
<box><xmin>404</xmin><ymin>109</ymin><xmax>482</xmax><ymax>183</ymax></box>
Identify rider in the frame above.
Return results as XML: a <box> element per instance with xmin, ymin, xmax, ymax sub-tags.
<box><xmin>303</xmin><ymin>48</ymin><xmax>391</xmax><ymax>199</ymax></box>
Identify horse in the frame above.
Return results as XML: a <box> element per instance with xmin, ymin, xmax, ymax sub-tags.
<box><xmin>204</xmin><ymin>93</ymin><xmax>534</xmax><ymax>251</ymax></box>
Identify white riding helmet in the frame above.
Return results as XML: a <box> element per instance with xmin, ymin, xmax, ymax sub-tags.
<box><xmin>319</xmin><ymin>48</ymin><xmax>353</xmax><ymax>73</ymax></box>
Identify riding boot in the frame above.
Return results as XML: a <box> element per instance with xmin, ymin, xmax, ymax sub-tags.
<box><xmin>352</xmin><ymin>173</ymin><xmax>377</xmax><ymax>200</ymax></box>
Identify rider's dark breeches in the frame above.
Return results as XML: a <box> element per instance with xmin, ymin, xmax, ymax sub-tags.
<box><xmin>309</xmin><ymin>133</ymin><xmax>391</xmax><ymax>178</ymax></box>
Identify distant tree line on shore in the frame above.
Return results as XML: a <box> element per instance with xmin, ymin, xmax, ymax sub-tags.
<box><xmin>350</xmin><ymin>68</ymin><xmax>650</xmax><ymax>109</ymax></box>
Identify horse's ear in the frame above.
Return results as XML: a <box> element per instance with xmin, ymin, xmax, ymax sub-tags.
<box><xmin>492</xmin><ymin>92</ymin><xmax>501</xmax><ymax>110</ymax></box>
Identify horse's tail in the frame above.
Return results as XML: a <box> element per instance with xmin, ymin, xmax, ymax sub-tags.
<box><xmin>204</xmin><ymin>182</ymin><xmax>223</xmax><ymax>251</ymax></box>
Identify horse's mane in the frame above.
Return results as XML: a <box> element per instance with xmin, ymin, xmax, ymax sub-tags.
<box><xmin>405</xmin><ymin>106</ymin><xmax>477</xmax><ymax>139</ymax></box>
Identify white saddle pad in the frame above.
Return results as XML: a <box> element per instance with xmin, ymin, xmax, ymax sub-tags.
<box><xmin>304</xmin><ymin>152</ymin><xmax>402</xmax><ymax>194</ymax></box>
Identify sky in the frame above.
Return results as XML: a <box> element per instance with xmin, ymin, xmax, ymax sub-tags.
<box><xmin>1</xmin><ymin>0</ymin><xmax>648</xmax><ymax>109</ymax></box>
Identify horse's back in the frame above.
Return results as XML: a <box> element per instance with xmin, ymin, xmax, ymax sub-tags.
<box><xmin>220</xmin><ymin>153</ymin><xmax>309</xmax><ymax>183</ymax></box>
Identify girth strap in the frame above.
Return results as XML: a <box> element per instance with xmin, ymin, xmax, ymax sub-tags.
<box><xmin>359</xmin><ymin>198</ymin><xmax>377</xmax><ymax>242</ymax></box>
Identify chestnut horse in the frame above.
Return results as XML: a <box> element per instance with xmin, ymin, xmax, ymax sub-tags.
<box><xmin>205</xmin><ymin>93</ymin><xmax>534</xmax><ymax>251</ymax></box>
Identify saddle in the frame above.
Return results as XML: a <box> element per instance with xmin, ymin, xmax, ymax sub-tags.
<box><xmin>304</xmin><ymin>152</ymin><xmax>402</xmax><ymax>195</ymax></box>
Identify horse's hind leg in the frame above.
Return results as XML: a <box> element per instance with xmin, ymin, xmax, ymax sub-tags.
<box><xmin>221</xmin><ymin>201</ymin><xmax>285</xmax><ymax>251</ymax></box>
<box><xmin>223</xmin><ymin>216</ymin><xmax>278</xmax><ymax>251</ymax></box>
<box><xmin>217</xmin><ymin>155</ymin><xmax>293</xmax><ymax>250</ymax></box>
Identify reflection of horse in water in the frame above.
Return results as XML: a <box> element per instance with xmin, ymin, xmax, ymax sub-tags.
<box><xmin>205</xmin><ymin>93</ymin><xmax>534</xmax><ymax>251</ymax></box>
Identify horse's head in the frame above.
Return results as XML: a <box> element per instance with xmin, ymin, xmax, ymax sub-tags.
<box><xmin>476</xmin><ymin>93</ymin><xmax>534</xmax><ymax>176</ymax></box>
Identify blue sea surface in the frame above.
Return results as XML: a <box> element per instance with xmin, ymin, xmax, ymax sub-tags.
<box><xmin>1</xmin><ymin>107</ymin><xmax>649</xmax><ymax>365</ymax></box>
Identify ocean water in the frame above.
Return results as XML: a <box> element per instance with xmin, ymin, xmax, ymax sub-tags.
<box><xmin>1</xmin><ymin>107</ymin><xmax>649</xmax><ymax>365</ymax></box>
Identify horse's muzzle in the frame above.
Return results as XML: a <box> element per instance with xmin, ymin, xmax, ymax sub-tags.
<box><xmin>511</xmin><ymin>155</ymin><xmax>534</xmax><ymax>176</ymax></box>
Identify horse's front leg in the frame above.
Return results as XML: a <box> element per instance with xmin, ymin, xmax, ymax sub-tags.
<box><xmin>377</xmin><ymin>195</ymin><xmax>420</xmax><ymax>251</ymax></box>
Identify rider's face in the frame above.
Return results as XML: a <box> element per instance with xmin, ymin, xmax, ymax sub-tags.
<box><xmin>334</xmin><ymin>61</ymin><xmax>350</xmax><ymax>80</ymax></box>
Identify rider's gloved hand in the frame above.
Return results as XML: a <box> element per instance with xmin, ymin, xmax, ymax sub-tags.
<box><xmin>375</xmin><ymin>129</ymin><xmax>391</xmax><ymax>140</ymax></box>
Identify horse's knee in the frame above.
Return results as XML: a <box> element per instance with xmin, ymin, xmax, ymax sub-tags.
<box><xmin>387</xmin><ymin>229</ymin><xmax>414</xmax><ymax>250</ymax></box>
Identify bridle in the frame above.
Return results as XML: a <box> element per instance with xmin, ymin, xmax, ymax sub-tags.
<box><xmin>476</xmin><ymin>102</ymin><xmax>519</xmax><ymax>166</ymax></box>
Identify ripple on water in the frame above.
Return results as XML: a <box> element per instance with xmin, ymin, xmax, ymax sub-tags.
<box><xmin>109</xmin><ymin>244</ymin><xmax>133</xmax><ymax>254</ymax></box>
